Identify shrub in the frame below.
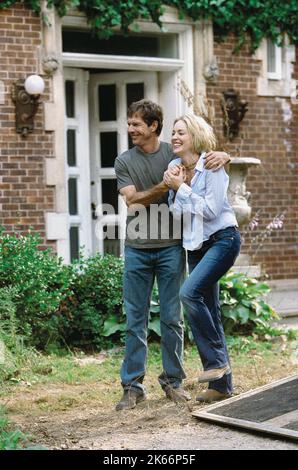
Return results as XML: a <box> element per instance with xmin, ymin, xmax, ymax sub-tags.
<box><xmin>61</xmin><ymin>253</ymin><xmax>125</xmax><ymax>350</ymax></box>
<box><xmin>220</xmin><ymin>271</ymin><xmax>279</xmax><ymax>336</ymax></box>
<box><xmin>148</xmin><ymin>270</ymin><xmax>280</xmax><ymax>342</ymax></box>
<box><xmin>0</xmin><ymin>230</ymin><xmax>75</xmax><ymax>349</ymax></box>
<box><xmin>0</xmin><ymin>228</ymin><xmax>282</xmax><ymax>352</ymax></box>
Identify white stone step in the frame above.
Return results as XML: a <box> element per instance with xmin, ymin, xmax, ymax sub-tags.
<box><xmin>266</xmin><ymin>279</ymin><xmax>298</xmax><ymax>318</ymax></box>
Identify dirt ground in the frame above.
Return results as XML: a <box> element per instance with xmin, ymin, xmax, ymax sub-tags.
<box><xmin>4</xmin><ymin>362</ymin><xmax>298</xmax><ymax>450</ymax></box>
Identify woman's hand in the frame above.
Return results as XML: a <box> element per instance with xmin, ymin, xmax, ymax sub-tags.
<box><xmin>163</xmin><ymin>166</ymin><xmax>185</xmax><ymax>190</ymax></box>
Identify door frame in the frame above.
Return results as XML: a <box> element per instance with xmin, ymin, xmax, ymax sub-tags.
<box><xmin>61</xmin><ymin>15</ymin><xmax>194</xmax><ymax>260</ymax></box>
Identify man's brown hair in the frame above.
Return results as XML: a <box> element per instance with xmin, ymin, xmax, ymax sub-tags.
<box><xmin>127</xmin><ymin>99</ymin><xmax>163</xmax><ymax>136</ymax></box>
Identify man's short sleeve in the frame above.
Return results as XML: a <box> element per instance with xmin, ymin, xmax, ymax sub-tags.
<box><xmin>114</xmin><ymin>158</ymin><xmax>134</xmax><ymax>191</ymax></box>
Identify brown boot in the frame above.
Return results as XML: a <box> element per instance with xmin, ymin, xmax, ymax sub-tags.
<box><xmin>164</xmin><ymin>385</ymin><xmax>191</xmax><ymax>402</ymax></box>
<box><xmin>196</xmin><ymin>389</ymin><xmax>232</xmax><ymax>403</ymax></box>
<box><xmin>197</xmin><ymin>364</ymin><xmax>231</xmax><ymax>383</ymax></box>
<box><xmin>115</xmin><ymin>389</ymin><xmax>146</xmax><ymax>411</ymax></box>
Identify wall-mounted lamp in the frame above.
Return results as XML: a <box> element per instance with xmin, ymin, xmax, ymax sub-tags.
<box><xmin>221</xmin><ymin>88</ymin><xmax>248</xmax><ymax>141</ymax></box>
<box><xmin>11</xmin><ymin>74</ymin><xmax>45</xmax><ymax>137</ymax></box>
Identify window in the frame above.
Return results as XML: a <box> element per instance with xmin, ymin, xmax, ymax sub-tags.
<box><xmin>267</xmin><ymin>39</ymin><xmax>282</xmax><ymax>80</ymax></box>
<box><xmin>62</xmin><ymin>30</ymin><xmax>178</xmax><ymax>59</ymax></box>
<box><xmin>255</xmin><ymin>37</ymin><xmax>296</xmax><ymax>98</ymax></box>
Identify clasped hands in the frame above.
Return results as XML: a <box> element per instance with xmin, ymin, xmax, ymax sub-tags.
<box><xmin>163</xmin><ymin>165</ymin><xmax>185</xmax><ymax>191</ymax></box>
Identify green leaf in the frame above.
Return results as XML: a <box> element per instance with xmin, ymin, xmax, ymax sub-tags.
<box><xmin>148</xmin><ymin>318</ymin><xmax>161</xmax><ymax>337</ymax></box>
<box><xmin>102</xmin><ymin>316</ymin><xmax>126</xmax><ymax>337</ymax></box>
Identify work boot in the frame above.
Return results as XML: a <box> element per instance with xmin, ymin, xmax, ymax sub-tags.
<box><xmin>164</xmin><ymin>384</ymin><xmax>191</xmax><ymax>403</ymax></box>
<box><xmin>196</xmin><ymin>389</ymin><xmax>232</xmax><ymax>403</ymax></box>
<box><xmin>197</xmin><ymin>364</ymin><xmax>231</xmax><ymax>383</ymax></box>
<box><xmin>115</xmin><ymin>389</ymin><xmax>146</xmax><ymax>411</ymax></box>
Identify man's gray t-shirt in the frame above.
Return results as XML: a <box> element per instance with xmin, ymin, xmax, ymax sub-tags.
<box><xmin>114</xmin><ymin>142</ymin><xmax>182</xmax><ymax>249</ymax></box>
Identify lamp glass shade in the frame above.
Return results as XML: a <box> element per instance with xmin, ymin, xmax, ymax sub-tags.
<box><xmin>24</xmin><ymin>75</ymin><xmax>45</xmax><ymax>96</ymax></box>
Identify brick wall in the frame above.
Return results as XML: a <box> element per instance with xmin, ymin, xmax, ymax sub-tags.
<box><xmin>207</xmin><ymin>35</ymin><xmax>298</xmax><ymax>279</ymax></box>
<box><xmin>1</xmin><ymin>5</ymin><xmax>297</xmax><ymax>278</ymax></box>
<box><xmin>0</xmin><ymin>4</ymin><xmax>55</xmax><ymax>249</ymax></box>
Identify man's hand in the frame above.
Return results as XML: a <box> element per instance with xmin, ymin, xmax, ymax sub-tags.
<box><xmin>204</xmin><ymin>151</ymin><xmax>230</xmax><ymax>171</ymax></box>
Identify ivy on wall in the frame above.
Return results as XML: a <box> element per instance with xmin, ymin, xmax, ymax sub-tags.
<box><xmin>0</xmin><ymin>0</ymin><xmax>297</xmax><ymax>51</ymax></box>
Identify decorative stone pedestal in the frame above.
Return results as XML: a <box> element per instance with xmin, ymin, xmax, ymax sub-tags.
<box><xmin>228</xmin><ymin>157</ymin><xmax>261</xmax><ymax>277</ymax></box>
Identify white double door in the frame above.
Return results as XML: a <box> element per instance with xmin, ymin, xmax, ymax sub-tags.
<box><xmin>65</xmin><ymin>68</ymin><xmax>158</xmax><ymax>259</ymax></box>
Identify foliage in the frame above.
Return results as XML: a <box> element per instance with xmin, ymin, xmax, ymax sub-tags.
<box><xmin>0</xmin><ymin>230</ymin><xmax>125</xmax><ymax>352</ymax></box>
<box><xmin>0</xmin><ymin>286</ymin><xmax>20</xmax><ymax>352</ymax></box>
<box><xmin>0</xmin><ymin>1</ymin><xmax>297</xmax><ymax>51</ymax></box>
<box><xmin>0</xmin><ymin>230</ymin><xmax>75</xmax><ymax>349</ymax></box>
<box><xmin>0</xmin><ymin>229</ymin><xmax>290</xmax><ymax>353</ymax></box>
<box><xmin>220</xmin><ymin>270</ymin><xmax>279</xmax><ymax>336</ymax></box>
<box><xmin>148</xmin><ymin>270</ymin><xmax>281</xmax><ymax>341</ymax></box>
<box><xmin>0</xmin><ymin>406</ymin><xmax>27</xmax><ymax>450</ymax></box>
<box><xmin>60</xmin><ymin>253</ymin><xmax>124</xmax><ymax>350</ymax></box>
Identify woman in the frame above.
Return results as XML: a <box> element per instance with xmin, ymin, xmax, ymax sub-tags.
<box><xmin>163</xmin><ymin>114</ymin><xmax>241</xmax><ymax>403</ymax></box>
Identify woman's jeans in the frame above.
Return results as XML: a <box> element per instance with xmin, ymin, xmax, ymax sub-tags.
<box><xmin>121</xmin><ymin>244</ymin><xmax>186</xmax><ymax>395</ymax></box>
<box><xmin>180</xmin><ymin>226</ymin><xmax>241</xmax><ymax>394</ymax></box>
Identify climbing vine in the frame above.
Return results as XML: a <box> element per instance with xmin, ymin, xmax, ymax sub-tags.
<box><xmin>0</xmin><ymin>1</ymin><xmax>297</xmax><ymax>51</ymax></box>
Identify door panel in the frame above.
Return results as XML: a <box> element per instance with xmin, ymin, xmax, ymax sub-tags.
<box><xmin>89</xmin><ymin>72</ymin><xmax>158</xmax><ymax>255</ymax></box>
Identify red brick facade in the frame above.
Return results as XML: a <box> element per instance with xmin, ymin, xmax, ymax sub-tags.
<box><xmin>0</xmin><ymin>5</ymin><xmax>297</xmax><ymax>278</ymax></box>
<box><xmin>0</xmin><ymin>4</ymin><xmax>55</xmax><ymax>249</ymax></box>
<box><xmin>207</xmin><ymin>35</ymin><xmax>298</xmax><ymax>279</ymax></box>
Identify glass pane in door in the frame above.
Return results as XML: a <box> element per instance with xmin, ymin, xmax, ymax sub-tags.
<box><xmin>100</xmin><ymin>131</ymin><xmax>118</xmax><ymax>167</ymax></box>
<box><xmin>126</xmin><ymin>83</ymin><xmax>144</xmax><ymax>108</ymax></box>
<box><xmin>68</xmin><ymin>178</ymin><xmax>78</xmax><ymax>215</ymax></box>
<box><xmin>102</xmin><ymin>179</ymin><xmax>118</xmax><ymax>213</ymax></box>
<box><xmin>67</xmin><ymin>129</ymin><xmax>76</xmax><ymax>166</ymax></box>
<box><xmin>98</xmin><ymin>84</ymin><xmax>116</xmax><ymax>121</ymax></box>
<box><xmin>65</xmin><ymin>81</ymin><xmax>75</xmax><ymax>118</ymax></box>
<box><xmin>70</xmin><ymin>226</ymin><xmax>79</xmax><ymax>261</ymax></box>
<box><xmin>103</xmin><ymin>225</ymin><xmax>120</xmax><ymax>256</ymax></box>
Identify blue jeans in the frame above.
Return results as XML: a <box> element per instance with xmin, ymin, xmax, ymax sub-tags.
<box><xmin>121</xmin><ymin>245</ymin><xmax>186</xmax><ymax>394</ymax></box>
<box><xmin>180</xmin><ymin>226</ymin><xmax>241</xmax><ymax>394</ymax></box>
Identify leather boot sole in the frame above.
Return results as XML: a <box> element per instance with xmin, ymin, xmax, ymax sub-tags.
<box><xmin>198</xmin><ymin>365</ymin><xmax>231</xmax><ymax>383</ymax></box>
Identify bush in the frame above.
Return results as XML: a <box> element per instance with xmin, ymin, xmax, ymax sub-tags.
<box><xmin>220</xmin><ymin>271</ymin><xmax>279</xmax><ymax>336</ymax></box>
<box><xmin>61</xmin><ymin>253</ymin><xmax>125</xmax><ymax>350</ymax></box>
<box><xmin>0</xmin><ymin>229</ymin><xmax>283</xmax><ymax>352</ymax></box>
<box><xmin>0</xmin><ymin>230</ymin><xmax>125</xmax><ymax>351</ymax></box>
<box><xmin>0</xmin><ymin>230</ymin><xmax>75</xmax><ymax>349</ymax></box>
<box><xmin>148</xmin><ymin>270</ymin><xmax>280</xmax><ymax>342</ymax></box>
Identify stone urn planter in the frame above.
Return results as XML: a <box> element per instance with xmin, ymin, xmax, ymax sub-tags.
<box><xmin>228</xmin><ymin>157</ymin><xmax>261</xmax><ymax>277</ymax></box>
<box><xmin>228</xmin><ymin>157</ymin><xmax>261</xmax><ymax>228</ymax></box>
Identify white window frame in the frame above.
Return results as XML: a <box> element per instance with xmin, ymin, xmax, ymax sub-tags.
<box><xmin>267</xmin><ymin>39</ymin><xmax>282</xmax><ymax>81</ymax></box>
<box><xmin>254</xmin><ymin>36</ymin><xmax>296</xmax><ymax>99</ymax></box>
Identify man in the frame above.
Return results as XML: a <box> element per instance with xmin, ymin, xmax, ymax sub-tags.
<box><xmin>114</xmin><ymin>100</ymin><xmax>230</xmax><ymax>411</ymax></box>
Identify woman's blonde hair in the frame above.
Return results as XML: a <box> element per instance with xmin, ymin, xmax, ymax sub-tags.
<box><xmin>174</xmin><ymin>114</ymin><xmax>217</xmax><ymax>153</ymax></box>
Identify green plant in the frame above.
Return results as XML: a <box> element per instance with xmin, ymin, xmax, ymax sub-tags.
<box><xmin>61</xmin><ymin>253</ymin><xmax>125</xmax><ymax>350</ymax></box>
<box><xmin>220</xmin><ymin>271</ymin><xmax>278</xmax><ymax>336</ymax></box>
<box><xmin>0</xmin><ymin>286</ymin><xmax>21</xmax><ymax>351</ymax></box>
<box><xmin>0</xmin><ymin>229</ymin><xmax>75</xmax><ymax>349</ymax></box>
<box><xmin>0</xmin><ymin>406</ymin><xmax>27</xmax><ymax>450</ymax></box>
<box><xmin>0</xmin><ymin>1</ymin><xmax>297</xmax><ymax>52</ymax></box>
<box><xmin>148</xmin><ymin>270</ymin><xmax>280</xmax><ymax>341</ymax></box>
